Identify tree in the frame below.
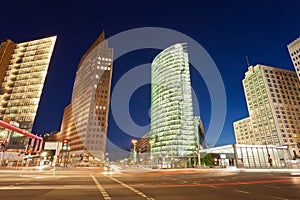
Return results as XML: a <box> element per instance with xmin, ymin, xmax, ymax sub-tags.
<box><xmin>201</xmin><ymin>154</ymin><xmax>214</xmax><ymax>166</ymax></box>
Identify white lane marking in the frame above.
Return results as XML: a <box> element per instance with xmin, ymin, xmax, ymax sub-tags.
<box><xmin>269</xmin><ymin>196</ymin><xmax>289</xmax><ymax>200</ymax></box>
<box><xmin>264</xmin><ymin>185</ymin><xmax>281</xmax><ymax>189</ymax></box>
<box><xmin>209</xmin><ymin>185</ymin><xmax>220</xmax><ymax>189</ymax></box>
<box><xmin>234</xmin><ymin>189</ymin><xmax>250</xmax><ymax>194</ymax></box>
<box><xmin>19</xmin><ymin>175</ymin><xmax>68</xmax><ymax>178</ymax></box>
<box><xmin>90</xmin><ymin>174</ymin><xmax>111</xmax><ymax>200</ymax></box>
<box><xmin>108</xmin><ymin>176</ymin><xmax>155</xmax><ymax>200</ymax></box>
<box><xmin>290</xmin><ymin>172</ymin><xmax>300</xmax><ymax>176</ymax></box>
<box><xmin>0</xmin><ymin>185</ymin><xmax>99</xmax><ymax>190</ymax></box>
<box><xmin>192</xmin><ymin>180</ymin><xmax>202</xmax><ymax>184</ymax></box>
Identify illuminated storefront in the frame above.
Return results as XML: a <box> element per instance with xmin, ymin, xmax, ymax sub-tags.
<box><xmin>200</xmin><ymin>144</ymin><xmax>291</xmax><ymax>169</ymax></box>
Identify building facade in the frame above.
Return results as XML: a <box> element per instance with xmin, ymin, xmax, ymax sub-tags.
<box><xmin>58</xmin><ymin>31</ymin><xmax>113</xmax><ymax>162</ymax></box>
<box><xmin>199</xmin><ymin>144</ymin><xmax>291</xmax><ymax>169</ymax></box>
<box><xmin>234</xmin><ymin>64</ymin><xmax>300</xmax><ymax>159</ymax></box>
<box><xmin>132</xmin><ymin>133</ymin><xmax>149</xmax><ymax>165</ymax></box>
<box><xmin>0</xmin><ymin>40</ymin><xmax>16</xmax><ymax>85</ymax></box>
<box><xmin>150</xmin><ymin>43</ymin><xmax>198</xmax><ymax>168</ymax></box>
<box><xmin>0</xmin><ymin>36</ymin><xmax>57</xmax><ymax>132</ymax></box>
<box><xmin>288</xmin><ymin>37</ymin><xmax>300</xmax><ymax>81</ymax></box>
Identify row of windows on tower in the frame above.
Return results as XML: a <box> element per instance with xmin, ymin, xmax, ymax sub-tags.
<box><xmin>12</xmin><ymin>49</ymin><xmax>51</xmax><ymax>57</ymax></box>
<box><xmin>267</xmin><ymin>83</ymin><xmax>299</xmax><ymax>92</ymax></box>
<box><xmin>294</xmin><ymin>61</ymin><xmax>300</xmax><ymax>67</ymax></box>
<box><xmin>270</xmin><ymin>93</ymin><xmax>300</xmax><ymax>101</ymax></box>
<box><xmin>272</xmin><ymin>98</ymin><xmax>300</xmax><ymax>105</ymax></box>
<box><xmin>277</xmin><ymin>114</ymin><xmax>300</xmax><ymax>121</ymax></box>
<box><xmin>264</xmin><ymin>69</ymin><xmax>294</xmax><ymax>77</ymax></box>
<box><xmin>290</xmin><ymin>49</ymin><xmax>300</xmax><ymax>56</ymax></box>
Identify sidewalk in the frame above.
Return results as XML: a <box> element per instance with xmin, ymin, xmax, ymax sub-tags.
<box><xmin>118</xmin><ymin>166</ymin><xmax>300</xmax><ymax>174</ymax></box>
<box><xmin>1</xmin><ymin>165</ymin><xmax>300</xmax><ymax>175</ymax></box>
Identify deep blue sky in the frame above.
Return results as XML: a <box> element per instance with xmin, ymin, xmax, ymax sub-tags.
<box><xmin>1</xmin><ymin>1</ymin><xmax>300</xmax><ymax>153</ymax></box>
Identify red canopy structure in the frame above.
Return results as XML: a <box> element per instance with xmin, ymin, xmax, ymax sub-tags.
<box><xmin>0</xmin><ymin>120</ymin><xmax>43</xmax><ymax>152</ymax></box>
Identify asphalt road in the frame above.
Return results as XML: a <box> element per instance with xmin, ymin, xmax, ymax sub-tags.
<box><xmin>0</xmin><ymin>167</ymin><xmax>299</xmax><ymax>200</ymax></box>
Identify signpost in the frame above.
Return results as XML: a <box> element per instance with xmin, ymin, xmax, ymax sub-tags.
<box><xmin>44</xmin><ymin>142</ymin><xmax>62</xmax><ymax>167</ymax></box>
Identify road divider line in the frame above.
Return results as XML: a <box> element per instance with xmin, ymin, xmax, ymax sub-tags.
<box><xmin>209</xmin><ymin>185</ymin><xmax>220</xmax><ymax>189</ymax></box>
<box><xmin>108</xmin><ymin>176</ymin><xmax>155</xmax><ymax>200</ymax></box>
<box><xmin>0</xmin><ymin>185</ymin><xmax>100</xmax><ymax>190</ymax></box>
<box><xmin>90</xmin><ymin>174</ymin><xmax>111</xmax><ymax>200</ymax></box>
<box><xmin>234</xmin><ymin>189</ymin><xmax>250</xmax><ymax>194</ymax></box>
<box><xmin>269</xmin><ymin>196</ymin><xmax>289</xmax><ymax>200</ymax></box>
<box><xmin>264</xmin><ymin>185</ymin><xmax>281</xmax><ymax>189</ymax></box>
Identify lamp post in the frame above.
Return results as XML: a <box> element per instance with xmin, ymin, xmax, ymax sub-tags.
<box><xmin>104</xmin><ymin>152</ymin><xmax>109</xmax><ymax>167</ymax></box>
<box><xmin>196</xmin><ymin>144</ymin><xmax>201</xmax><ymax>168</ymax></box>
<box><xmin>62</xmin><ymin>139</ymin><xmax>70</xmax><ymax>167</ymax></box>
<box><xmin>132</xmin><ymin>139</ymin><xmax>137</xmax><ymax>164</ymax></box>
<box><xmin>149</xmin><ymin>140</ymin><xmax>154</xmax><ymax>168</ymax></box>
<box><xmin>293</xmin><ymin>134</ymin><xmax>300</xmax><ymax>159</ymax></box>
<box><xmin>0</xmin><ymin>140</ymin><xmax>7</xmax><ymax>166</ymax></box>
<box><xmin>41</xmin><ymin>151</ymin><xmax>47</xmax><ymax>159</ymax></box>
<box><xmin>264</xmin><ymin>140</ymin><xmax>272</xmax><ymax>168</ymax></box>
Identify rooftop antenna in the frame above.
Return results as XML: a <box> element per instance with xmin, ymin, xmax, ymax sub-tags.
<box><xmin>246</xmin><ymin>56</ymin><xmax>250</xmax><ymax>67</ymax></box>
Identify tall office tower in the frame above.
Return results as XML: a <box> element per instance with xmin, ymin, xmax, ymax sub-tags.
<box><xmin>150</xmin><ymin>43</ymin><xmax>197</xmax><ymax>168</ymax></box>
<box><xmin>0</xmin><ymin>40</ymin><xmax>16</xmax><ymax>85</ymax></box>
<box><xmin>234</xmin><ymin>64</ymin><xmax>300</xmax><ymax>159</ymax></box>
<box><xmin>0</xmin><ymin>36</ymin><xmax>57</xmax><ymax>132</ymax></box>
<box><xmin>60</xmin><ymin>31</ymin><xmax>113</xmax><ymax>162</ymax></box>
<box><xmin>287</xmin><ymin>37</ymin><xmax>300</xmax><ymax>81</ymax></box>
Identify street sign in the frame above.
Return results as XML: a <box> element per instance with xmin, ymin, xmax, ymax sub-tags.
<box><xmin>10</xmin><ymin>121</ymin><xmax>19</xmax><ymax>127</ymax></box>
<box><xmin>44</xmin><ymin>142</ymin><xmax>62</xmax><ymax>150</ymax></box>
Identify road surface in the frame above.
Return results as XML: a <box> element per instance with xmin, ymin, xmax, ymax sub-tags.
<box><xmin>0</xmin><ymin>167</ymin><xmax>299</xmax><ymax>200</ymax></box>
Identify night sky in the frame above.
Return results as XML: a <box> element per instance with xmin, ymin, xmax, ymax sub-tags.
<box><xmin>1</xmin><ymin>1</ymin><xmax>300</xmax><ymax>157</ymax></box>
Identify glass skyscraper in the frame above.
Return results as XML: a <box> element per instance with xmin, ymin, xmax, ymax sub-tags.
<box><xmin>150</xmin><ymin>43</ymin><xmax>197</xmax><ymax>168</ymax></box>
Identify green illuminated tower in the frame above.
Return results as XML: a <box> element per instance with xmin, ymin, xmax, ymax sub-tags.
<box><xmin>150</xmin><ymin>43</ymin><xmax>197</xmax><ymax>168</ymax></box>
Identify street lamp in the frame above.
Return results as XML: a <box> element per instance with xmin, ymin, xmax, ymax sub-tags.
<box><xmin>105</xmin><ymin>152</ymin><xmax>109</xmax><ymax>163</ymax></box>
<box><xmin>132</xmin><ymin>139</ymin><xmax>137</xmax><ymax>163</ymax></box>
<box><xmin>62</xmin><ymin>139</ymin><xmax>70</xmax><ymax>167</ymax></box>
<box><xmin>41</xmin><ymin>151</ymin><xmax>47</xmax><ymax>160</ymax></box>
<box><xmin>0</xmin><ymin>140</ymin><xmax>7</xmax><ymax>166</ymax></box>
<box><xmin>264</xmin><ymin>140</ymin><xmax>272</xmax><ymax>168</ymax></box>
<box><xmin>196</xmin><ymin>144</ymin><xmax>201</xmax><ymax>168</ymax></box>
<box><xmin>149</xmin><ymin>140</ymin><xmax>154</xmax><ymax>168</ymax></box>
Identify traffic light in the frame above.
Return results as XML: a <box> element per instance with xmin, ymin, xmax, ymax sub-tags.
<box><xmin>62</xmin><ymin>139</ymin><xmax>68</xmax><ymax>150</ymax></box>
<box><xmin>62</xmin><ymin>139</ymin><xmax>68</xmax><ymax>145</ymax></box>
<box><xmin>1</xmin><ymin>140</ymin><xmax>7</xmax><ymax>146</ymax></box>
